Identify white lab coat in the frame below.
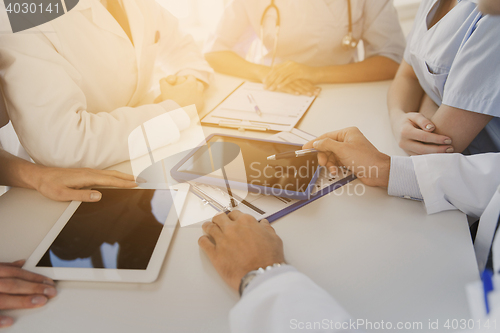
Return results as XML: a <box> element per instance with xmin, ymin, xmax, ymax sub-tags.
<box><xmin>411</xmin><ymin>153</ymin><xmax>500</xmax><ymax>219</ymax></box>
<box><xmin>229</xmin><ymin>153</ymin><xmax>500</xmax><ymax>333</ymax></box>
<box><xmin>0</xmin><ymin>0</ymin><xmax>213</xmax><ymax>169</ymax></box>
<box><xmin>205</xmin><ymin>0</ymin><xmax>406</xmax><ymax>67</ymax></box>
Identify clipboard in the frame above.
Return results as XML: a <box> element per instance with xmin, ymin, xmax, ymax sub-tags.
<box><xmin>201</xmin><ymin>82</ymin><xmax>318</xmax><ymax>132</ymax></box>
<box><xmin>177</xmin><ymin>129</ymin><xmax>357</xmax><ymax>227</ymax></box>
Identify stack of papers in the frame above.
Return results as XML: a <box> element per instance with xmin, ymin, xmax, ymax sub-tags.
<box><xmin>202</xmin><ymin>82</ymin><xmax>317</xmax><ymax>132</ymax></box>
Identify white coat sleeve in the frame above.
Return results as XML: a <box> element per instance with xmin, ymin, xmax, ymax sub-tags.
<box><xmin>0</xmin><ymin>32</ymin><xmax>191</xmax><ymax>169</ymax></box>
<box><xmin>411</xmin><ymin>153</ymin><xmax>500</xmax><ymax>219</ymax></box>
<box><xmin>203</xmin><ymin>0</ymin><xmax>253</xmax><ymax>57</ymax></box>
<box><xmin>230</xmin><ymin>268</ymin><xmax>358</xmax><ymax>333</ymax></box>
<box><xmin>360</xmin><ymin>0</ymin><xmax>406</xmax><ymax>63</ymax></box>
<box><xmin>156</xmin><ymin>7</ymin><xmax>214</xmax><ymax>85</ymax></box>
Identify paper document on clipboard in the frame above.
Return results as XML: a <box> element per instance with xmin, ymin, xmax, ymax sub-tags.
<box><xmin>201</xmin><ymin>82</ymin><xmax>317</xmax><ymax>132</ymax></box>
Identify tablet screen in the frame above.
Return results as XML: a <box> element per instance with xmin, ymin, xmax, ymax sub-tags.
<box><xmin>36</xmin><ymin>189</ymin><xmax>176</xmax><ymax>270</ymax></box>
<box><xmin>177</xmin><ymin>136</ymin><xmax>318</xmax><ymax>193</ymax></box>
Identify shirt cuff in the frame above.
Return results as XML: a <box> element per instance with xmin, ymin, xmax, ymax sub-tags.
<box><xmin>388</xmin><ymin>156</ymin><xmax>423</xmax><ymax>201</ymax></box>
<box><xmin>242</xmin><ymin>265</ymin><xmax>298</xmax><ymax>297</ymax></box>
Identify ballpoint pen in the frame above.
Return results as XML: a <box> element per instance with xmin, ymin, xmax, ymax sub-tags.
<box><xmin>267</xmin><ymin>148</ymin><xmax>319</xmax><ymax>160</ymax></box>
<box><xmin>247</xmin><ymin>94</ymin><xmax>263</xmax><ymax>116</ymax></box>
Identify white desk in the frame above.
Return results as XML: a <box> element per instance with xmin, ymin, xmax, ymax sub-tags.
<box><xmin>0</xmin><ymin>74</ymin><xmax>479</xmax><ymax>333</ymax></box>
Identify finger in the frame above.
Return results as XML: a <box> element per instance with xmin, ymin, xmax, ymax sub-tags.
<box><xmin>320</xmin><ymin>151</ymin><xmax>341</xmax><ymax>175</ymax></box>
<box><xmin>183</xmin><ymin>75</ymin><xmax>197</xmax><ymax>85</ymax></box>
<box><xmin>303</xmin><ymin>138</ymin><xmax>319</xmax><ymax>150</ymax></box>
<box><xmin>0</xmin><ymin>278</ymin><xmax>57</xmax><ymax>298</ymax></box>
<box><xmin>312</xmin><ymin>138</ymin><xmax>344</xmax><ymax>155</ymax></box>
<box><xmin>304</xmin><ymin>128</ymin><xmax>358</xmax><ymax>150</ymax></box>
<box><xmin>0</xmin><ymin>294</ymin><xmax>48</xmax><ymax>310</ymax></box>
<box><xmin>82</xmin><ymin>190</ymin><xmax>104</xmax><ymax>203</ymax></box>
<box><xmin>325</xmin><ymin>163</ymin><xmax>340</xmax><ymax>176</ymax></box>
<box><xmin>0</xmin><ymin>260</ymin><xmax>26</xmax><ymax>268</ymax></box>
<box><xmin>275</xmin><ymin>71</ymin><xmax>299</xmax><ymax>90</ymax></box>
<box><xmin>177</xmin><ymin>75</ymin><xmax>192</xmax><ymax>85</ymax></box>
<box><xmin>405</xmin><ymin>125</ymin><xmax>453</xmax><ymax>145</ymax></box>
<box><xmin>0</xmin><ymin>315</ymin><xmax>14</xmax><ymax>328</ymax></box>
<box><xmin>289</xmin><ymin>81</ymin><xmax>314</xmax><ymax>96</ymax></box>
<box><xmin>287</xmin><ymin>82</ymin><xmax>306</xmax><ymax>96</ymax></box>
<box><xmin>89</xmin><ymin>169</ymin><xmax>136</xmax><ymax>182</ymax></box>
<box><xmin>160</xmin><ymin>79</ymin><xmax>174</xmax><ymax>92</ymax></box>
<box><xmin>259</xmin><ymin>219</ymin><xmax>276</xmax><ymax>233</ymax></box>
<box><xmin>77</xmin><ymin>172</ymin><xmax>138</xmax><ymax>189</ymax></box>
<box><xmin>264</xmin><ymin>67</ymin><xmax>285</xmax><ymax>90</ymax></box>
<box><xmin>403</xmin><ymin>140</ymin><xmax>454</xmax><ymax>155</ymax></box>
<box><xmin>295</xmin><ymin>80</ymin><xmax>318</xmax><ymax>96</ymax></box>
<box><xmin>227</xmin><ymin>210</ymin><xmax>245</xmax><ymax>222</ymax></box>
<box><xmin>165</xmin><ymin>75</ymin><xmax>177</xmax><ymax>85</ymax></box>
<box><xmin>0</xmin><ymin>267</ymin><xmax>55</xmax><ymax>286</ymax></box>
<box><xmin>313</xmin><ymin>86</ymin><xmax>322</xmax><ymax>96</ymax></box>
<box><xmin>212</xmin><ymin>211</ymin><xmax>232</xmax><ymax>230</ymax></box>
<box><xmin>407</xmin><ymin>113</ymin><xmax>436</xmax><ymax>132</ymax></box>
<box><xmin>276</xmin><ymin>84</ymin><xmax>298</xmax><ymax>96</ymax></box>
<box><xmin>324</xmin><ymin>153</ymin><xmax>341</xmax><ymax>173</ymax></box>
<box><xmin>316</xmin><ymin>152</ymin><xmax>329</xmax><ymax>166</ymax></box>
<box><xmin>271</xmin><ymin>71</ymin><xmax>294</xmax><ymax>90</ymax></box>
<box><xmin>202</xmin><ymin>222</ymin><xmax>223</xmax><ymax>241</ymax></box>
<box><xmin>198</xmin><ymin>236</ymin><xmax>216</xmax><ymax>260</ymax></box>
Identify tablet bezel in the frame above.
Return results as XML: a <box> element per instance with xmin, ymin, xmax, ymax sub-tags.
<box><xmin>170</xmin><ymin>134</ymin><xmax>321</xmax><ymax>200</ymax></box>
<box><xmin>23</xmin><ymin>184</ymin><xmax>189</xmax><ymax>283</ymax></box>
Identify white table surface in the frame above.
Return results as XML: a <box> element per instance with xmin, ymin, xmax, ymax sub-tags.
<box><xmin>0</xmin><ymin>74</ymin><xmax>479</xmax><ymax>333</ymax></box>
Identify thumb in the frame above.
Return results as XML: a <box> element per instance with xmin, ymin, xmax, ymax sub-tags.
<box><xmin>409</xmin><ymin>113</ymin><xmax>436</xmax><ymax>132</ymax></box>
<box><xmin>0</xmin><ymin>316</ymin><xmax>14</xmax><ymax>328</ymax></box>
<box><xmin>260</xmin><ymin>219</ymin><xmax>277</xmax><ymax>234</ymax></box>
<box><xmin>51</xmin><ymin>188</ymin><xmax>103</xmax><ymax>202</ymax></box>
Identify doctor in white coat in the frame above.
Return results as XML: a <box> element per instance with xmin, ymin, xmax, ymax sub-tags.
<box><xmin>0</xmin><ymin>0</ymin><xmax>213</xmax><ymax>169</ymax></box>
<box><xmin>205</xmin><ymin>0</ymin><xmax>406</xmax><ymax>95</ymax></box>
<box><xmin>199</xmin><ymin>126</ymin><xmax>500</xmax><ymax>333</ymax></box>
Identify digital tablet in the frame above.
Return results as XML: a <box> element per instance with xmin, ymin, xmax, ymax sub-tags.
<box><xmin>24</xmin><ymin>184</ymin><xmax>189</xmax><ymax>283</ymax></box>
<box><xmin>170</xmin><ymin>134</ymin><xmax>321</xmax><ymax>200</ymax></box>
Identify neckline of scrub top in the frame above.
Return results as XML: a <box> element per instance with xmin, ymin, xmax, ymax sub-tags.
<box><xmin>425</xmin><ymin>0</ymin><xmax>468</xmax><ymax>31</ymax></box>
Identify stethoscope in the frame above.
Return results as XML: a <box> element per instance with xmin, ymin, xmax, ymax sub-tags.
<box><xmin>260</xmin><ymin>0</ymin><xmax>359</xmax><ymax>66</ymax></box>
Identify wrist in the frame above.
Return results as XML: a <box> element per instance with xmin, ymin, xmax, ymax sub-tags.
<box><xmin>309</xmin><ymin>66</ymin><xmax>322</xmax><ymax>84</ymax></box>
<box><xmin>375</xmin><ymin>153</ymin><xmax>391</xmax><ymax>188</ymax></box>
<box><xmin>255</xmin><ymin>65</ymin><xmax>271</xmax><ymax>82</ymax></box>
<box><xmin>19</xmin><ymin>160</ymin><xmax>44</xmax><ymax>191</ymax></box>
<box><xmin>239</xmin><ymin>263</ymin><xmax>287</xmax><ymax>297</ymax></box>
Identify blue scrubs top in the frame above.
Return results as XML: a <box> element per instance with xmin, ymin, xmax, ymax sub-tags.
<box><xmin>404</xmin><ymin>0</ymin><xmax>500</xmax><ymax>154</ymax></box>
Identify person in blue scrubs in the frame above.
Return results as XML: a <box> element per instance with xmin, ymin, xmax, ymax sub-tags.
<box><xmin>389</xmin><ymin>0</ymin><xmax>500</xmax><ymax>155</ymax></box>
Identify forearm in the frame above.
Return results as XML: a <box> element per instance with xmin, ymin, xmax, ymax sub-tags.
<box><xmin>205</xmin><ymin>51</ymin><xmax>270</xmax><ymax>82</ymax></box>
<box><xmin>313</xmin><ymin>56</ymin><xmax>399</xmax><ymax>84</ymax></box>
<box><xmin>387</xmin><ymin>64</ymin><xmax>424</xmax><ymax>127</ymax></box>
<box><xmin>388</xmin><ymin>60</ymin><xmax>423</xmax><ymax>110</ymax></box>
<box><xmin>418</xmin><ymin>94</ymin><xmax>439</xmax><ymax>119</ymax></box>
<box><xmin>429</xmin><ymin>105</ymin><xmax>493</xmax><ymax>153</ymax></box>
<box><xmin>0</xmin><ymin>149</ymin><xmax>40</xmax><ymax>189</ymax></box>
